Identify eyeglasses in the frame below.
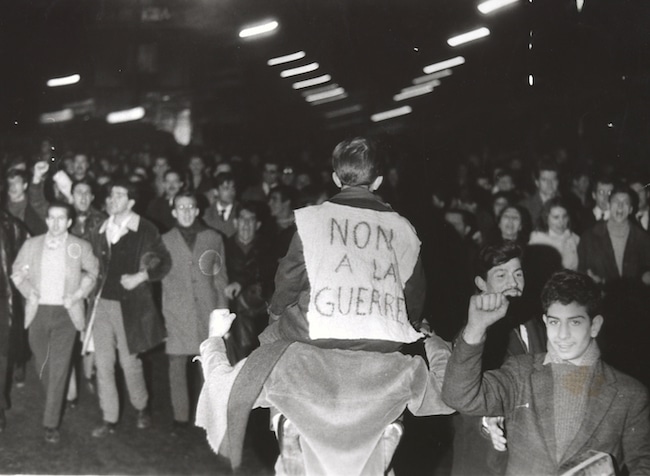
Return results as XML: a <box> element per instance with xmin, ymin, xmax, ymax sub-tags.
<box><xmin>596</xmin><ymin>190</ymin><xmax>612</xmax><ymax>196</ymax></box>
<box><xmin>175</xmin><ymin>204</ymin><xmax>196</xmax><ymax>210</ymax></box>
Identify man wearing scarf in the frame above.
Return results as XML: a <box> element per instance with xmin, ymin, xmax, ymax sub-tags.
<box><xmin>11</xmin><ymin>202</ymin><xmax>98</xmax><ymax>444</ymax></box>
<box><xmin>161</xmin><ymin>191</ymin><xmax>228</xmax><ymax>432</ymax></box>
<box><xmin>442</xmin><ymin>270</ymin><xmax>650</xmax><ymax>475</ymax></box>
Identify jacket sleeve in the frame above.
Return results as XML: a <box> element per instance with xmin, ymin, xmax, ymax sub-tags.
<box><xmin>211</xmin><ymin>232</ymin><xmax>229</xmax><ymax>308</ymax></box>
<box><xmin>403</xmin><ymin>252</ymin><xmax>426</xmax><ymax>329</ymax></box>
<box><xmin>441</xmin><ymin>334</ymin><xmax>518</xmax><ymax>417</ymax></box>
<box><xmin>11</xmin><ymin>240</ymin><xmax>35</xmax><ymax>298</ymax></box>
<box><xmin>140</xmin><ymin>223</ymin><xmax>172</xmax><ymax>282</ymax></box>
<box><xmin>77</xmin><ymin>240</ymin><xmax>99</xmax><ymax>299</ymax></box>
<box><xmin>268</xmin><ymin>232</ymin><xmax>307</xmax><ymax>318</ymax></box>
<box><xmin>622</xmin><ymin>384</ymin><xmax>650</xmax><ymax>475</ymax></box>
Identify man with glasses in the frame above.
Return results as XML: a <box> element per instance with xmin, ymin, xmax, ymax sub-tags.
<box><xmin>161</xmin><ymin>192</ymin><xmax>228</xmax><ymax>433</ymax></box>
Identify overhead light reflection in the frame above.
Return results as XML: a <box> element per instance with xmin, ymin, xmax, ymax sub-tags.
<box><xmin>310</xmin><ymin>93</ymin><xmax>348</xmax><ymax>106</ymax></box>
<box><xmin>305</xmin><ymin>87</ymin><xmax>346</xmax><ymax>103</ymax></box>
<box><xmin>280</xmin><ymin>62</ymin><xmax>319</xmax><ymax>78</ymax></box>
<box><xmin>106</xmin><ymin>107</ymin><xmax>145</xmax><ymax>124</ymax></box>
<box><xmin>46</xmin><ymin>74</ymin><xmax>81</xmax><ymax>87</ymax></box>
<box><xmin>413</xmin><ymin>69</ymin><xmax>453</xmax><ymax>84</ymax></box>
<box><xmin>39</xmin><ymin>109</ymin><xmax>74</xmax><ymax>124</ymax></box>
<box><xmin>292</xmin><ymin>74</ymin><xmax>332</xmax><ymax>89</ymax></box>
<box><xmin>239</xmin><ymin>20</ymin><xmax>278</xmax><ymax>38</ymax></box>
<box><xmin>447</xmin><ymin>27</ymin><xmax>490</xmax><ymax>47</ymax></box>
<box><xmin>324</xmin><ymin>104</ymin><xmax>363</xmax><ymax>119</ymax></box>
<box><xmin>478</xmin><ymin>0</ymin><xmax>519</xmax><ymax>14</ymax></box>
<box><xmin>267</xmin><ymin>51</ymin><xmax>306</xmax><ymax>66</ymax></box>
<box><xmin>301</xmin><ymin>83</ymin><xmax>339</xmax><ymax>97</ymax></box>
<box><xmin>423</xmin><ymin>56</ymin><xmax>465</xmax><ymax>74</ymax></box>
<box><xmin>371</xmin><ymin>106</ymin><xmax>412</xmax><ymax>122</ymax></box>
<box><xmin>394</xmin><ymin>83</ymin><xmax>438</xmax><ymax>102</ymax></box>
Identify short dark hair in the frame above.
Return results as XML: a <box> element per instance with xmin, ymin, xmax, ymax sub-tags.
<box><xmin>537</xmin><ymin>196</ymin><xmax>571</xmax><ymax>232</ymax></box>
<box><xmin>163</xmin><ymin>168</ymin><xmax>183</xmax><ymax>181</ymax></box>
<box><xmin>541</xmin><ymin>270</ymin><xmax>603</xmax><ymax>319</ymax></box>
<box><xmin>172</xmin><ymin>191</ymin><xmax>197</xmax><ymax>208</ymax></box>
<box><xmin>270</xmin><ymin>184</ymin><xmax>298</xmax><ymax>209</ymax></box>
<box><xmin>47</xmin><ymin>201</ymin><xmax>73</xmax><ymax>219</ymax></box>
<box><xmin>6</xmin><ymin>168</ymin><xmax>29</xmax><ymax>184</ymax></box>
<box><xmin>331</xmin><ymin>137</ymin><xmax>382</xmax><ymax>187</ymax></box>
<box><xmin>475</xmin><ymin>240</ymin><xmax>523</xmax><ymax>280</ymax></box>
<box><xmin>238</xmin><ymin>201</ymin><xmax>260</xmax><ymax>221</ymax></box>
<box><xmin>109</xmin><ymin>179</ymin><xmax>139</xmax><ymax>203</ymax></box>
<box><xmin>214</xmin><ymin>172</ymin><xmax>235</xmax><ymax>188</ymax></box>
<box><xmin>71</xmin><ymin>178</ymin><xmax>96</xmax><ymax>196</ymax></box>
<box><xmin>609</xmin><ymin>182</ymin><xmax>635</xmax><ymax>207</ymax></box>
<box><xmin>533</xmin><ymin>159</ymin><xmax>559</xmax><ymax>180</ymax></box>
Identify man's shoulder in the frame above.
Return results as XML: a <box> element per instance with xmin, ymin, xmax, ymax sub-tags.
<box><xmin>602</xmin><ymin>361</ymin><xmax>649</xmax><ymax>397</ymax></box>
<box><xmin>67</xmin><ymin>233</ymin><xmax>92</xmax><ymax>248</ymax></box>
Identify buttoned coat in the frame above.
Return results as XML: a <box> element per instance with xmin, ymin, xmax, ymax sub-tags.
<box><xmin>162</xmin><ymin>227</ymin><xmax>228</xmax><ymax>354</ymax></box>
<box><xmin>11</xmin><ymin>234</ymin><xmax>98</xmax><ymax>331</ymax></box>
<box><xmin>442</xmin><ymin>339</ymin><xmax>650</xmax><ymax>475</ymax></box>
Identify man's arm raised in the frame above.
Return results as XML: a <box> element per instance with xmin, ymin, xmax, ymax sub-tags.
<box><xmin>462</xmin><ymin>293</ymin><xmax>510</xmax><ymax>345</ymax></box>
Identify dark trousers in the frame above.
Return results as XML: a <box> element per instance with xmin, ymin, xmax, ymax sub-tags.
<box><xmin>29</xmin><ymin>305</ymin><xmax>77</xmax><ymax>429</ymax></box>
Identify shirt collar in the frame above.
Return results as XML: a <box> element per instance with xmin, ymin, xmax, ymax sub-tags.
<box><xmin>100</xmin><ymin>212</ymin><xmax>140</xmax><ymax>234</ymax></box>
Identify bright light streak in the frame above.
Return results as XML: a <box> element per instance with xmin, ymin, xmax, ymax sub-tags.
<box><xmin>412</xmin><ymin>69</ymin><xmax>453</xmax><ymax>84</ymax></box>
<box><xmin>370</xmin><ymin>106</ymin><xmax>412</xmax><ymax>122</ymax></box>
<box><xmin>394</xmin><ymin>81</ymin><xmax>440</xmax><ymax>102</ymax></box>
<box><xmin>528</xmin><ymin>74</ymin><xmax>534</xmax><ymax>86</ymax></box>
<box><xmin>401</xmin><ymin>80</ymin><xmax>440</xmax><ymax>94</ymax></box>
<box><xmin>423</xmin><ymin>56</ymin><xmax>465</xmax><ymax>74</ymax></box>
<box><xmin>46</xmin><ymin>74</ymin><xmax>81</xmax><ymax>87</ymax></box>
<box><xmin>292</xmin><ymin>74</ymin><xmax>332</xmax><ymax>89</ymax></box>
<box><xmin>447</xmin><ymin>27</ymin><xmax>490</xmax><ymax>47</ymax></box>
<box><xmin>310</xmin><ymin>93</ymin><xmax>348</xmax><ymax>106</ymax></box>
<box><xmin>478</xmin><ymin>0</ymin><xmax>519</xmax><ymax>14</ymax></box>
<box><xmin>267</xmin><ymin>51</ymin><xmax>306</xmax><ymax>66</ymax></box>
<box><xmin>305</xmin><ymin>87</ymin><xmax>346</xmax><ymax>103</ymax></box>
<box><xmin>39</xmin><ymin>109</ymin><xmax>74</xmax><ymax>124</ymax></box>
<box><xmin>239</xmin><ymin>20</ymin><xmax>278</xmax><ymax>38</ymax></box>
<box><xmin>300</xmin><ymin>83</ymin><xmax>339</xmax><ymax>97</ymax></box>
<box><xmin>324</xmin><ymin>104</ymin><xmax>363</xmax><ymax>119</ymax></box>
<box><xmin>106</xmin><ymin>107</ymin><xmax>146</xmax><ymax>124</ymax></box>
<box><xmin>280</xmin><ymin>62</ymin><xmax>319</xmax><ymax>78</ymax></box>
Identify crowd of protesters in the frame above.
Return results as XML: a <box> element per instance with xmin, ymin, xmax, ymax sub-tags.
<box><xmin>0</xmin><ymin>136</ymin><xmax>649</xmax><ymax>474</ymax></box>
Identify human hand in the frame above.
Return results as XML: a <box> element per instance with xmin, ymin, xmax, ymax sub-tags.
<box><xmin>641</xmin><ymin>271</ymin><xmax>650</xmax><ymax>286</ymax></box>
<box><xmin>209</xmin><ymin>309</ymin><xmax>236</xmax><ymax>337</ymax></box>
<box><xmin>120</xmin><ymin>272</ymin><xmax>147</xmax><ymax>291</ymax></box>
<box><xmin>224</xmin><ymin>282</ymin><xmax>242</xmax><ymax>300</ymax></box>
<box><xmin>33</xmin><ymin>161</ymin><xmax>50</xmax><ymax>183</ymax></box>
<box><xmin>464</xmin><ymin>293</ymin><xmax>510</xmax><ymax>344</ymax></box>
<box><xmin>586</xmin><ymin>269</ymin><xmax>605</xmax><ymax>285</ymax></box>
<box><xmin>482</xmin><ymin>416</ymin><xmax>507</xmax><ymax>452</ymax></box>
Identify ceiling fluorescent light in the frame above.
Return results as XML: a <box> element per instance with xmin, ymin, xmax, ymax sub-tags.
<box><xmin>478</xmin><ymin>0</ymin><xmax>519</xmax><ymax>14</ymax></box>
<box><xmin>280</xmin><ymin>62</ymin><xmax>319</xmax><ymax>78</ymax></box>
<box><xmin>292</xmin><ymin>74</ymin><xmax>331</xmax><ymax>89</ymax></box>
<box><xmin>106</xmin><ymin>107</ymin><xmax>145</xmax><ymax>124</ymax></box>
<box><xmin>423</xmin><ymin>56</ymin><xmax>465</xmax><ymax>74</ymax></box>
<box><xmin>394</xmin><ymin>84</ymin><xmax>437</xmax><ymax>102</ymax></box>
<box><xmin>239</xmin><ymin>20</ymin><xmax>278</xmax><ymax>38</ymax></box>
<box><xmin>300</xmin><ymin>83</ymin><xmax>339</xmax><ymax>97</ymax></box>
<box><xmin>39</xmin><ymin>108</ymin><xmax>74</xmax><ymax>124</ymax></box>
<box><xmin>447</xmin><ymin>27</ymin><xmax>490</xmax><ymax>47</ymax></box>
<box><xmin>46</xmin><ymin>74</ymin><xmax>80</xmax><ymax>87</ymax></box>
<box><xmin>401</xmin><ymin>80</ymin><xmax>440</xmax><ymax>94</ymax></box>
<box><xmin>267</xmin><ymin>51</ymin><xmax>306</xmax><ymax>66</ymax></box>
<box><xmin>305</xmin><ymin>87</ymin><xmax>345</xmax><ymax>103</ymax></box>
<box><xmin>310</xmin><ymin>93</ymin><xmax>348</xmax><ymax>106</ymax></box>
<box><xmin>324</xmin><ymin>104</ymin><xmax>363</xmax><ymax>119</ymax></box>
<box><xmin>413</xmin><ymin>69</ymin><xmax>453</xmax><ymax>84</ymax></box>
<box><xmin>371</xmin><ymin>106</ymin><xmax>412</xmax><ymax>123</ymax></box>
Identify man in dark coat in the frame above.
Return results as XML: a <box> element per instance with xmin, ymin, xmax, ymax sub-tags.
<box><xmin>0</xmin><ymin>209</ymin><xmax>28</xmax><ymax>432</ymax></box>
<box><xmin>88</xmin><ymin>180</ymin><xmax>171</xmax><ymax>437</ymax></box>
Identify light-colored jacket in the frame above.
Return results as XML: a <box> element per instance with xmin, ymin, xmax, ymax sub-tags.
<box><xmin>11</xmin><ymin>234</ymin><xmax>98</xmax><ymax>331</ymax></box>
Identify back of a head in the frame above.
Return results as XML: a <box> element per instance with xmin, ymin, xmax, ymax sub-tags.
<box><xmin>331</xmin><ymin>137</ymin><xmax>381</xmax><ymax>187</ymax></box>
<box><xmin>540</xmin><ymin>270</ymin><xmax>602</xmax><ymax>318</ymax></box>
<box><xmin>475</xmin><ymin>240</ymin><xmax>523</xmax><ymax>280</ymax></box>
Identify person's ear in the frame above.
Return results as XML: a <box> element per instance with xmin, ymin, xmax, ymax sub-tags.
<box><xmin>332</xmin><ymin>172</ymin><xmax>342</xmax><ymax>189</ymax></box>
<box><xmin>171</xmin><ymin>209</ymin><xmax>178</xmax><ymax>220</ymax></box>
<box><xmin>127</xmin><ymin>199</ymin><xmax>136</xmax><ymax>211</ymax></box>
<box><xmin>369</xmin><ymin>176</ymin><xmax>383</xmax><ymax>192</ymax></box>
<box><xmin>591</xmin><ymin>315</ymin><xmax>604</xmax><ymax>338</ymax></box>
<box><xmin>255</xmin><ymin>221</ymin><xmax>262</xmax><ymax>231</ymax></box>
<box><xmin>66</xmin><ymin>218</ymin><xmax>73</xmax><ymax>229</ymax></box>
<box><xmin>474</xmin><ymin>276</ymin><xmax>488</xmax><ymax>293</ymax></box>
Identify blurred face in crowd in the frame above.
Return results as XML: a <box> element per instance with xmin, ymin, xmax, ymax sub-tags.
<box><xmin>496</xmin><ymin>174</ymin><xmax>514</xmax><ymax>192</ymax></box>
<box><xmin>572</xmin><ymin>174</ymin><xmax>590</xmax><ymax>195</ymax></box>
<box><xmin>492</xmin><ymin>196</ymin><xmax>510</xmax><ymax>218</ymax></box>
<box><xmin>46</xmin><ymin>206</ymin><xmax>72</xmax><ymax>237</ymax></box>
<box><xmin>163</xmin><ymin>172</ymin><xmax>183</xmax><ymax>199</ymax></box>
<box><xmin>235</xmin><ymin>209</ymin><xmax>260</xmax><ymax>245</ymax></box>
<box><xmin>73</xmin><ymin>154</ymin><xmax>90</xmax><ymax>178</ymax></box>
<box><xmin>172</xmin><ymin>196</ymin><xmax>199</xmax><ymax>228</ymax></box>
<box><xmin>107</xmin><ymin>186</ymin><xmax>134</xmax><ymax>217</ymax></box>
<box><xmin>476</xmin><ymin>257</ymin><xmax>524</xmax><ymax>297</ymax></box>
<box><xmin>214</xmin><ymin>163</ymin><xmax>232</xmax><ymax>176</ymax></box>
<box><xmin>7</xmin><ymin>175</ymin><xmax>27</xmax><ymax>202</ymax></box>
<box><xmin>268</xmin><ymin>190</ymin><xmax>288</xmax><ymax>218</ymax></box>
<box><xmin>593</xmin><ymin>182</ymin><xmax>613</xmax><ymax>211</ymax></box>
<box><xmin>263</xmin><ymin>163</ymin><xmax>280</xmax><ymax>187</ymax></box>
<box><xmin>153</xmin><ymin>157</ymin><xmax>170</xmax><ymax>178</ymax></box>
<box><xmin>281</xmin><ymin>167</ymin><xmax>295</xmax><ymax>187</ymax></box>
<box><xmin>630</xmin><ymin>182</ymin><xmax>648</xmax><ymax>211</ymax></box>
<box><xmin>608</xmin><ymin>192</ymin><xmax>632</xmax><ymax>225</ymax></box>
<box><xmin>444</xmin><ymin>211</ymin><xmax>469</xmax><ymax>238</ymax></box>
<box><xmin>72</xmin><ymin>183</ymin><xmax>94</xmax><ymax>213</ymax></box>
<box><xmin>189</xmin><ymin>156</ymin><xmax>205</xmax><ymax>176</ymax></box>
<box><xmin>535</xmin><ymin>170</ymin><xmax>559</xmax><ymax>199</ymax></box>
<box><xmin>543</xmin><ymin>301</ymin><xmax>602</xmax><ymax>363</ymax></box>
<box><xmin>548</xmin><ymin>206</ymin><xmax>569</xmax><ymax>235</ymax></box>
<box><xmin>216</xmin><ymin>180</ymin><xmax>236</xmax><ymax>205</ymax></box>
<box><xmin>295</xmin><ymin>173</ymin><xmax>312</xmax><ymax>191</ymax></box>
<box><xmin>499</xmin><ymin>206</ymin><xmax>522</xmax><ymax>240</ymax></box>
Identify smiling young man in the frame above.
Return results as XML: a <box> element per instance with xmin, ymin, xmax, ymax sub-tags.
<box><xmin>442</xmin><ymin>270</ymin><xmax>650</xmax><ymax>475</ymax></box>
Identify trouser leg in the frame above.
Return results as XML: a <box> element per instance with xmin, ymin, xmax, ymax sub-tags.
<box><xmin>93</xmin><ymin>299</ymin><xmax>119</xmax><ymax>423</ymax></box>
<box><xmin>113</xmin><ymin>305</ymin><xmax>148</xmax><ymax>412</ymax></box>
<box><xmin>168</xmin><ymin>355</ymin><xmax>189</xmax><ymax>422</ymax></box>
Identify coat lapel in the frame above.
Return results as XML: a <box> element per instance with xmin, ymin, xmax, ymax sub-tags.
<box><xmin>598</xmin><ymin>225</ymin><xmax>620</xmax><ymax>278</ymax></box>
<box><xmin>531</xmin><ymin>362</ymin><xmax>558</xmax><ymax>462</ymax></box>
<box><xmin>561</xmin><ymin>362</ymin><xmax>617</xmax><ymax>464</ymax></box>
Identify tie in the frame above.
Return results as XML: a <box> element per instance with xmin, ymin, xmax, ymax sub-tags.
<box><xmin>219</xmin><ymin>208</ymin><xmax>226</xmax><ymax>220</ymax></box>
